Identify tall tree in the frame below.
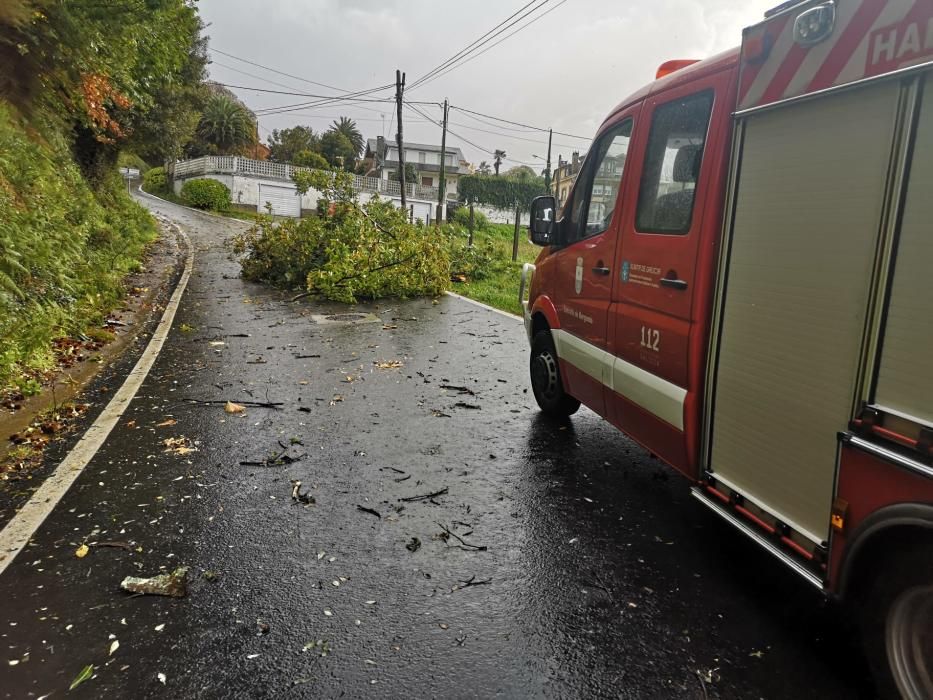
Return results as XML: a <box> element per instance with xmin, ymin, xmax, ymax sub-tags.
<box><xmin>196</xmin><ymin>94</ymin><xmax>256</xmax><ymax>155</ymax></box>
<box><xmin>320</xmin><ymin>130</ymin><xmax>357</xmax><ymax>169</ymax></box>
<box><xmin>477</xmin><ymin>160</ymin><xmax>491</xmax><ymax>175</ymax></box>
<box><xmin>267</xmin><ymin>125</ymin><xmax>319</xmax><ymax>163</ymax></box>
<box><xmin>493</xmin><ymin>149</ymin><xmax>506</xmax><ymax>176</ymax></box>
<box><xmin>330</xmin><ymin>116</ymin><xmax>364</xmax><ymax>157</ymax></box>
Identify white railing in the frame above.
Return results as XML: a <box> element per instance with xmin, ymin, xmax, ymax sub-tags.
<box><xmin>173</xmin><ymin>155</ymin><xmax>456</xmax><ymax>201</ymax></box>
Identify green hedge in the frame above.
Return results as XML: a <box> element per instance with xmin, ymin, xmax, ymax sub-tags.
<box><xmin>180</xmin><ymin>177</ymin><xmax>230</xmax><ymax>211</ymax></box>
<box><xmin>458</xmin><ymin>173</ymin><xmax>546</xmax><ymax>210</ymax></box>
<box><xmin>142</xmin><ymin>166</ymin><xmax>168</xmax><ymax>194</ymax></box>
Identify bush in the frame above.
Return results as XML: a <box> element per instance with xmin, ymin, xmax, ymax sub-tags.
<box><xmin>449</xmin><ymin>206</ymin><xmax>489</xmax><ymax>230</ymax></box>
<box><xmin>142</xmin><ymin>166</ymin><xmax>168</xmax><ymax>194</ymax></box>
<box><xmin>293</xmin><ymin>150</ymin><xmax>329</xmax><ymax>170</ymax></box>
<box><xmin>180</xmin><ymin>178</ymin><xmax>230</xmax><ymax>211</ymax></box>
<box><xmin>233</xmin><ymin>169</ymin><xmax>449</xmax><ymax>303</ymax></box>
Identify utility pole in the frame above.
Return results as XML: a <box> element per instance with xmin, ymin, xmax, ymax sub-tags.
<box><xmin>544</xmin><ymin>128</ymin><xmax>553</xmax><ymax>194</ymax></box>
<box><xmin>395</xmin><ymin>69</ymin><xmax>407</xmax><ymax>208</ymax></box>
<box><xmin>554</xmin><ymin>153</ymin><xmax>562</xmax><ymax>205</ymax></box>
<box><xmin>436</xmin><ymin>98</ymin><xmax>449</xmax><ymax>225</ymax></box>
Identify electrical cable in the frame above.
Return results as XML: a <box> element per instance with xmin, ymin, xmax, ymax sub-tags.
<box><xmin>414</xmin><ymin>0</ymin><xmax>568</xmax><ymax>91</ymax></box>
<box><xmin>408</xmin><ymin>0</ymin><xmax>548</xmax><ymax>90</ymax></box>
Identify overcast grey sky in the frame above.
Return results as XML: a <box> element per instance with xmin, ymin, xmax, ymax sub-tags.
<box><xmin>200</xmin><ymin>0</ymin><xmax>777</xmax><ymax>168</ymax></box>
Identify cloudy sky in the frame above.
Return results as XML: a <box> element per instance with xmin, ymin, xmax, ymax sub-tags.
<box><xmin>200</xmin><ymin>0</ymin><xmax>777</xmax><ymax>169</ymax></box>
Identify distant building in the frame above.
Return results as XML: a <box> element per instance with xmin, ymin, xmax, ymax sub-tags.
<box><xmin>552</xmin><ymin>150</ymin><xmax>585</xmax><ymax>207</ymax></box>
<box><xmin>365</xmin><ymin>137</ymin><xmax>464</xmax><ymax>199</ymax></box>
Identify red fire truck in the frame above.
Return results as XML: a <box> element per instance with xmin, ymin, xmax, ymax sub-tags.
<box><xmin>520</xmin><ymin>1</ymin><xmax>933</xmax><ymax>696</ymax></box>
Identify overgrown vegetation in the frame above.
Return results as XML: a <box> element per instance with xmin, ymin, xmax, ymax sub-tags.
<box><xmin>142</xmin><ymin>166</ymin><xmax>169</xmax><ymax>195</ymax></box>
<box><xmin>0</xmin><ymin>103</ymin><xmax>156</xmax><ymax>382</ymax></box>
<box><xmin>0</xmin><ymin>0</ymin><xmax>208</xmax><ymax>388</ymax></box>
<box><xmin>181</xmin><ymin>178</ymin><xmax>231</xmax><ymax>212</ymax></box>
<box><xmin>233</xmin><ymin>170</ymin><xmax>449</xmax><ymax>303</ymax></box>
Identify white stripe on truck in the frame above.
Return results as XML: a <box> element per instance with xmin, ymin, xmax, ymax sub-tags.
<box><xmin>552</xmin><ymin>329</ymin><xmax>686</xmax><ymax>430</ymax></box>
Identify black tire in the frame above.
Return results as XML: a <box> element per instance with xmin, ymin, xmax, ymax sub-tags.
<box><xmin>858</xmin><ymin>541</ymin><xmax>933</xmax><ymax>700</ymax></box>
<box><xmin>530</xmin><ymin>330</ymin><xmax>580</xmax><ymax>417</ymax></box>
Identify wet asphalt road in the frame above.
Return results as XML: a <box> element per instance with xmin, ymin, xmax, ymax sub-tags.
<box><xmin>0</xmin><ymin>194</ymin><xmax>871</xmax><ymax>699</ymax></box>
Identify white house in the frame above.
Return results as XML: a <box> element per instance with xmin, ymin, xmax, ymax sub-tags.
<box><xmin>365</xmin><ymin>137</ymin><xmax>463</xmax><ymax>199</ymax></box>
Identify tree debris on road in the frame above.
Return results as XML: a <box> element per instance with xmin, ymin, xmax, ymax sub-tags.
<box><xmin>401</xmin><ymin>487</ymin><xmax>448</xmax><ymax>502</ymax></box>
<box><xmin>120</xmin><ymin>567</ymin><xmax>188</xmax><ymax>598</ymax></box>
<box><xmin>291</xmin><ymin>480</ymin><xmax>315</xmax><ymax>505</ymax></box>
<box><xmin>357</xmin><ymin>505</ymin><xmax>381</xmax><ymax>519</ymax></box>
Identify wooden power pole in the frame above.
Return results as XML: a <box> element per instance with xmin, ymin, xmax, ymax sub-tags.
<box><xmin>544</xmin><ymin>128</ymin><xmax>553</xmax><ymax>193</ymax></box>
<box><xmin>396</xmin><ymin>69</ymin><xmax>407</xmax><ymax>208</ymax></box>
<box><xmin>436</xmin><ymin>99</ymin><xmax>449</xmax><ymax>225</ymax></box>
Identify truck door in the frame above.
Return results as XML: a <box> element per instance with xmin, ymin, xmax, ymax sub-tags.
<box><xmin>608</xmin><ymin>80</ymin><xmax>722</xmax><ymax>470</ymax></box>
<box><xmin>552</xmin><ymin>117</ymin><xmax>636</xmax><ymax>417</ymax></box>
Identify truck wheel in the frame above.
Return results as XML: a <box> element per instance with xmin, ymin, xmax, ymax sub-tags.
<box><xmin>859</xmin><ymin>543</ymin><xmax>933</xmax><ymax>700</ymax></box>
<box><xmin>530</xmin><ymin>331</ymin><xmax>580</xmax><ymax>417</ymax></box>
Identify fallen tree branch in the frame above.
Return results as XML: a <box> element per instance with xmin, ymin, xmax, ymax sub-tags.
<box><xmin>356</xmin><ymin>505</ymin><xmax>381</xmax><ymax>519</ymax></box>
<box><xmin>401</xmin><ymin>487</ymin><xmax>449</xmax><ymax>502</ymax></box>
<box><xmin>185</xmin><ymin>399</ymin><xmax>283</xmax><ymax>409</ymax></box>
<box><xmin>437</xmin><ymin>522</ymin><xmax>487</xmax><ymax>551</ymax></box>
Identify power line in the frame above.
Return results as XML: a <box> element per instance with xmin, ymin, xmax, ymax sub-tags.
<box><xmin>408</xmin><ymin>0</ymin><xmax>547</xmax><ymax>90</ymax></box>
<box><xmin>210</xmin><ymin>47</ymin><xmax>364</xmax><ymax>95</ymax></box>
<box><xmin>210</xmin><ymin>60</ymin><xmax>308</xmax><ymax>93</ymax></box>
<box><xmin>216</xmin><ymin>83</ymin><xmax>394</xmax><ymax>101</ymax></box>
<box><xmin>450</xmin><ymin>104</ymin><xmax>590</xmax><ymax>140</ymax></box>
<box><xmin>414</xmin><ymin>0</ymin><xmax>569</xmax><ymax>91</ymax></box>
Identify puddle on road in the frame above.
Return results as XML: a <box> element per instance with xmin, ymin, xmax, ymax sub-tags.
<box><xmin>310</xmin><ymin>313</ymin><xmax>381</xmax><ymax>325</ymax></box>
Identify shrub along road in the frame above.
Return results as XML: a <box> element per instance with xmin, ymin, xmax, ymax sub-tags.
<box><xmin>0</xmin><ymin>195</ymin><xmax>866</xmax><ymax>698</ymax></box>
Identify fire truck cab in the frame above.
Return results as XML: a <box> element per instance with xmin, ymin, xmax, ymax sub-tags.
<box><xmin>520</xmin><ymin>1</ymin><xmax>933</xmax><ymax>696</ymax></box>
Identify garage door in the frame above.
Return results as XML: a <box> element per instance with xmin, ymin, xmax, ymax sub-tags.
<box><xmin>258</xmin><ymin>184</ymin><xmax>300</xmax><ymax>217</ymax></box>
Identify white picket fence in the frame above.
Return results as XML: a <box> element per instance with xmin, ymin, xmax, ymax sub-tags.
<box><xmin>172</xmin><ymin>155</ymin><xmax>454</xmax><ymax>202</ymax></box>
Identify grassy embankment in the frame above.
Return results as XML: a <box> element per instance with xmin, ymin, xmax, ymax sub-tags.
<box><xmin>448</xmin><ymin>222</ymin><xmax>539</xmax><ymax>316</ymax></box>
<box><xmin>0</xmin><ymin>103</ymin><xmax>156</xmax><ymax>390</ymax></box>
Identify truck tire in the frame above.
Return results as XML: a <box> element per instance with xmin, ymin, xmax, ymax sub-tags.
<box><xmin>859</xmin><ymin>542</ymin><xmax>933</xmax><ymax>700</ymax></box>
<box><xmin>530</xmin><ymin>331</ymin><xmax>580</xmax><ymax>417</ymax></box>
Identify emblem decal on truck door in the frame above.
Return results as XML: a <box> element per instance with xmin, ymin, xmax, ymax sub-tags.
<box><xmin>621</xmin><ymin>260</ymin><xmax>630</xmax><ymax>283</ymax></box>
<box><xmin>575</xmin><ymin>257</ymin><xmax>583</xmax><ymax>294</ymax></box>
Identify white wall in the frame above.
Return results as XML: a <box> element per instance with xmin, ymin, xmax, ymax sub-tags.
<box><xmin>475</xmin><ymin>204</ymin><xmax>530</xmax><ymax>226</ymax></box>
<box><xmin>174</xmin><ymin>172</ymin><xmax>441</xmax><ymax>222</ymax></box>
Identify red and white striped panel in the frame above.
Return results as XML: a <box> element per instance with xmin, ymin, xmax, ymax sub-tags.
<box><xmin>738</xmin><ymin>0</ymin><xmax>933</xmax><ymax>111</ymax></box>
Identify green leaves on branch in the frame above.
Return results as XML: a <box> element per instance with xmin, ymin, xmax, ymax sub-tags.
<box><xmin>234</xmin><ymin>171</ymin><xmax>449</xmax><ymax>304</ymax></box>
<box><xmin>458</xmin><ymin>173</ymin><xmax>547</xmax><ymax>211</ymax></box>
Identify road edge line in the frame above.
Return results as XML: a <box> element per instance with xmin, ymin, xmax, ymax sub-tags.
<box><xmin>444</xmin><ymin>291</ymin><xmax>522</xmax><ymax>322</ymax></box>
<box><xmin>0</xmin><ymin>225</ymin><xmax>194</xmax><ymax>576</ymax></box>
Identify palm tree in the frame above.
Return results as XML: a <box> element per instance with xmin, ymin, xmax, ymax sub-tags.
<box><xmin>331</xmin><ymin>116</ymin><xmax>364</xmax><ymax>157</ymax></box>
<box><xmin>493</xmin><ymin>149</ymin><xmax>506</xmax><ymax>176</ymax></box>
<box><xmin>197</xmin><ymin>94</ymin><xmax>256</xmax><ymax>154</ymax></box>
<box><xmin>477</xmin><ymin>160</ymin><xmax>491</xmax><ymax>175</ymax></box>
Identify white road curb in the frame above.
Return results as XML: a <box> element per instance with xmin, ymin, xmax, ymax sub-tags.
<box><xmin>444</xmin><ymin>291</ymin><xmax>522</xmax><ymax>322</ymax></box>
<box><xmin>0</xmin><ymin>224</ymin><xmax>194</xmax><ymax>576</ymax></box>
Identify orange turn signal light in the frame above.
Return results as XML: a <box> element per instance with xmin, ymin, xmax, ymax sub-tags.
<box><xmin>656</xmin><ymin>59</ymin><xmax>699</xmax><ymax>80</ymax></box>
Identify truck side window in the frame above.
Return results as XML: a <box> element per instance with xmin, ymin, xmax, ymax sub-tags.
<box><xmin>635</xmin><ymin>90</ymin><xmax>713</xmax><ymax>234</ymax></box>
<box><xmin>563</xmin><ymin>118</ymin><xmax>632</xmax><ymax>244</ymax></box>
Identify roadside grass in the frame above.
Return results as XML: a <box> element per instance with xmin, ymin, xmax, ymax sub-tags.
<box><xmin>448</xmin><ymin>222</ymin><xmax>539</xmax><ymax>316</ymax></box>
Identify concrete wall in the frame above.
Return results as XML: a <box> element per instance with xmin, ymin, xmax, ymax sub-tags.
<box><xmin>475</xmin><ymin>204</ymin><xmax>530</xmax><ymax>226</ymax></box>
<box><xmin>174</xmin><ymin>172</ymin><xmax>440</xmax><ymax>222</ymax></box>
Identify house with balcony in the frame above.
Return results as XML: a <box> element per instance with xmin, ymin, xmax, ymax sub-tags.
<box><xmin>552</xmin><ymin>150</ymin><xmax>586</xmax><ymax>207</ymax></box>
<box><xmin>365</xmin><ymin>137</ymin><xmax>463</xmax><ymax>200</ymax></box>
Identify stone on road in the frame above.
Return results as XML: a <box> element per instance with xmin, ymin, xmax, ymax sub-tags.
<box><xmin>0</xmin><ymin>194</ymin><xmax>866</xmax><ymax>698</ymax></box>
